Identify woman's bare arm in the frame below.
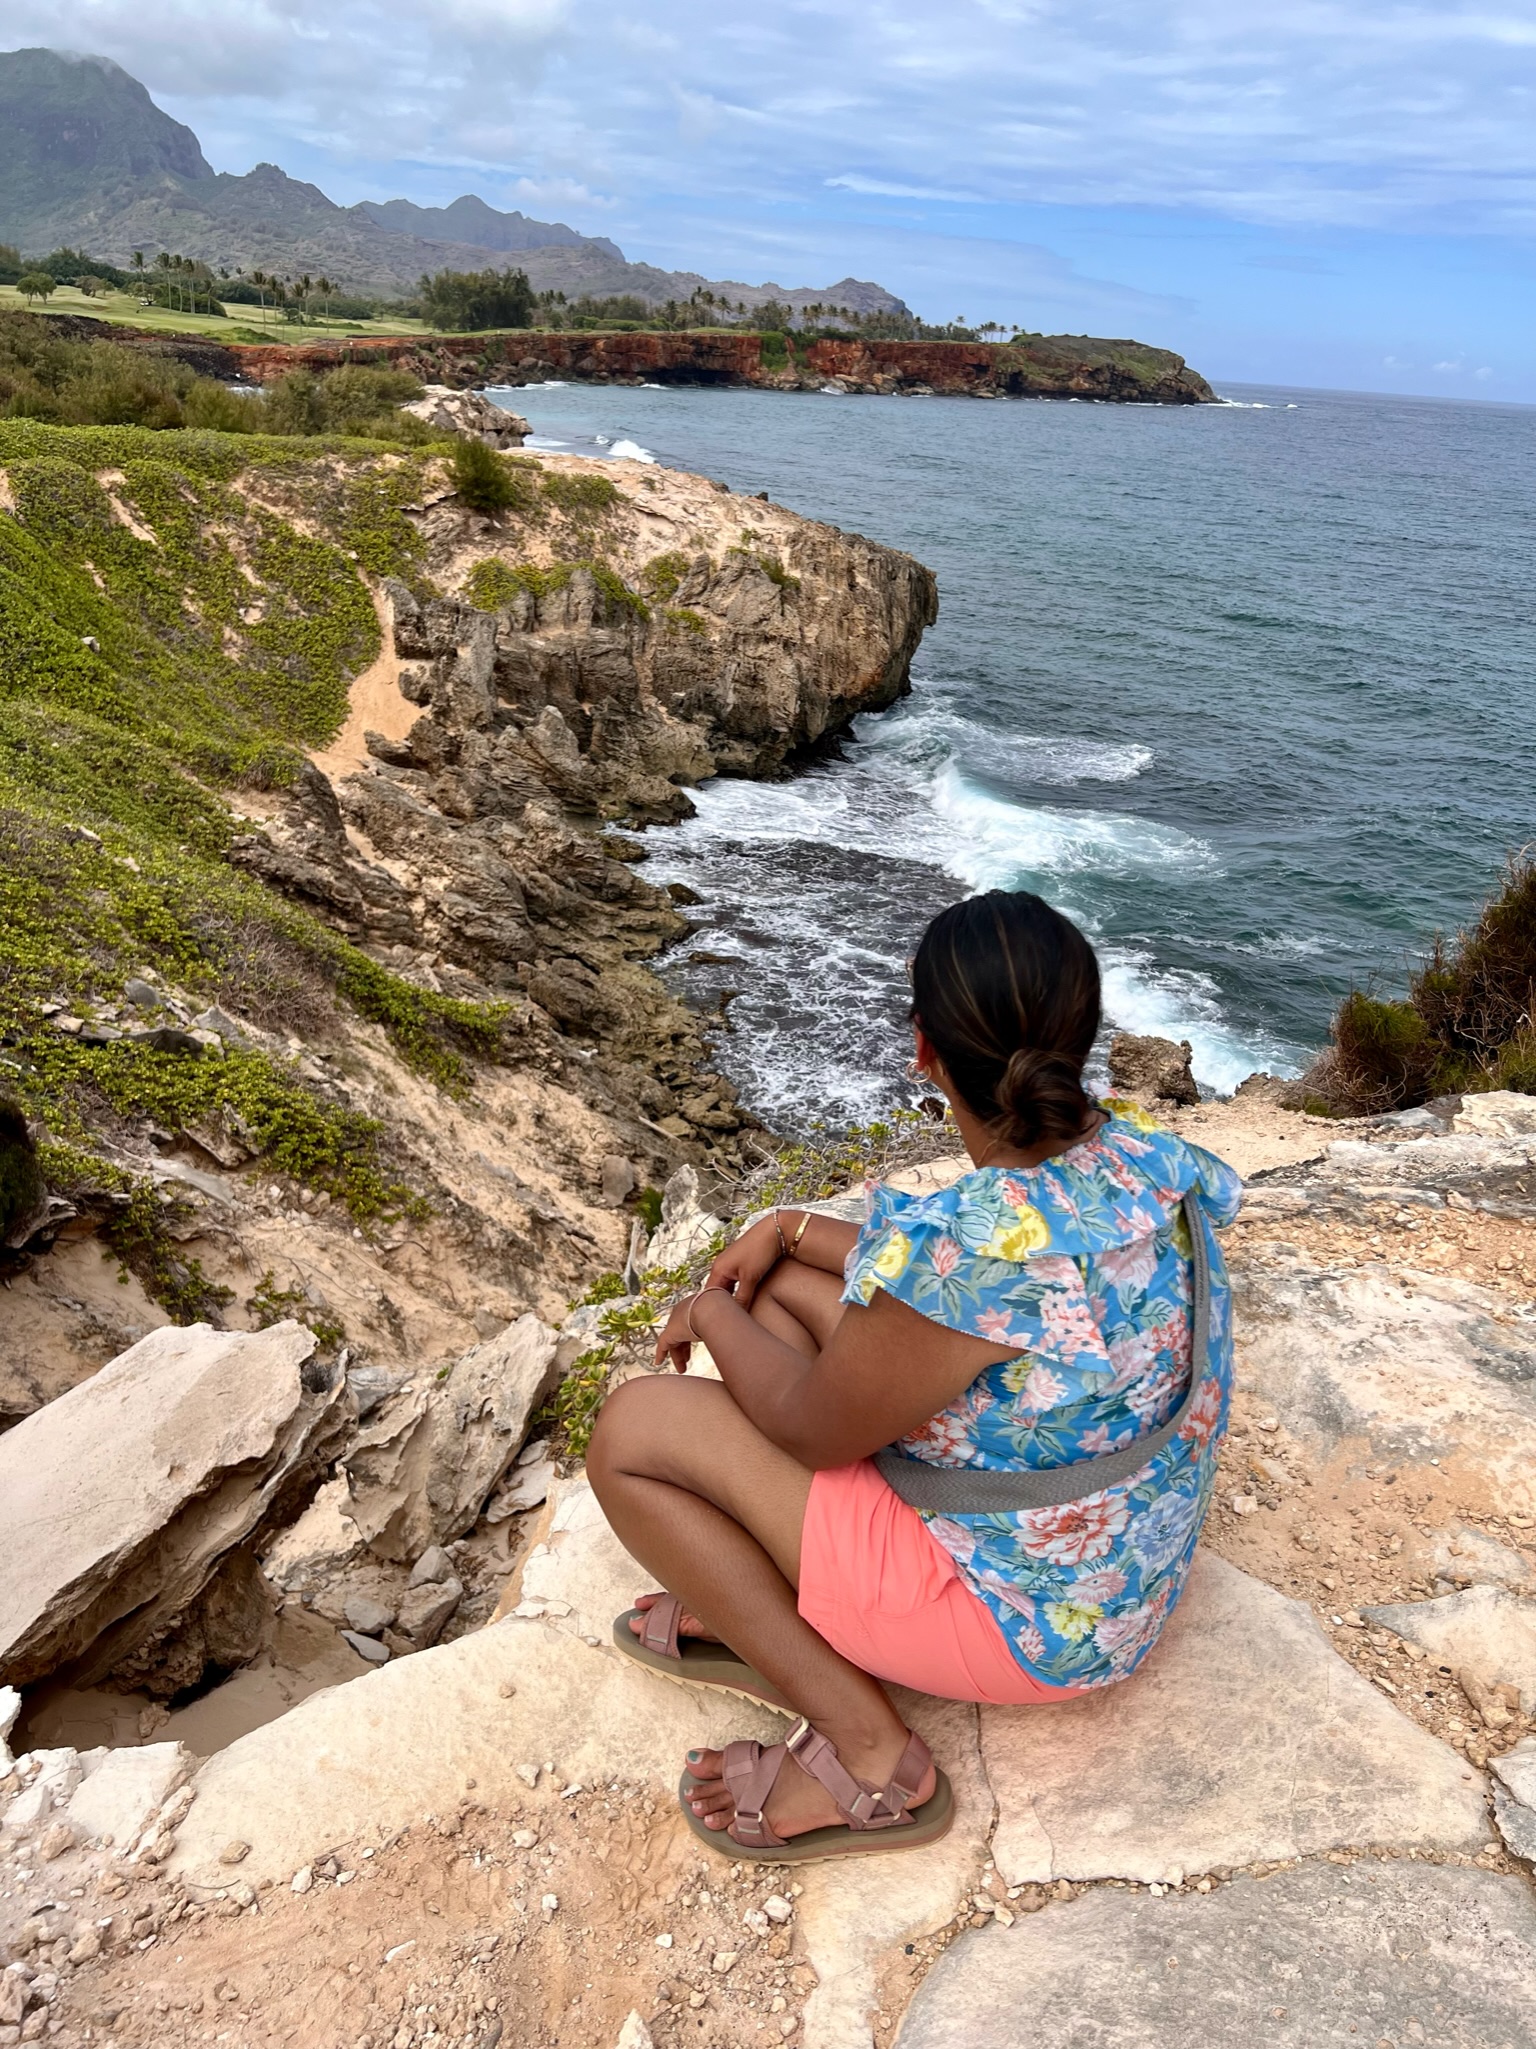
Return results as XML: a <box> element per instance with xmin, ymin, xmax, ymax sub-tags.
<box><xmin>681</xmin><ymin>1284</ymin><xmax>1019</xmax><ymax>1470</ymax></box>
<box><xmin>702</xmin><ymin>1210</ymin><xmax>859</xmax><ymax>1309</ymax></box>
<box><xmin>771</xmin><ymin>1210</ymin><xmax>860</xmax><ymax>1277</ymax></box>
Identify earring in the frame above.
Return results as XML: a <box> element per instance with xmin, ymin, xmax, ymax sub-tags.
<box><xmin>905</xmin><ymin>1058</ymin><xmax>930</xmax><ymax>1081</ymax></box>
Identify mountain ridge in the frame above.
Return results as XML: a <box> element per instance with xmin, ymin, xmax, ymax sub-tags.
<box><xmin>0</xmin><ymin>47</ymin><xmax>908</xmax><ymax>314</ymax></box>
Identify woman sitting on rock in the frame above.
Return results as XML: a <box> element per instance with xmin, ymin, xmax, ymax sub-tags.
<box><xmin>588</xmin><ymin>889</ymin><xmax>1242</xmax><ymax>1863</ymax></box>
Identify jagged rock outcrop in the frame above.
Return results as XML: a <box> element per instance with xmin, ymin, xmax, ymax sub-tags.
<box><xmin>343</xmin><ymin>1313</ymin><xmax>560</xmax><ymax>1560</ymax></box>
<box><xmin>231</xmin><ymin>454</ymin><xmax>935</xmax><ymax>1125</ymax></box>
<box><xmin>1108</xmin><ymin>1031</ymin><xmax>1200</xmax><ymax>1105</ymax></box>
<box><xmin>0</xmin><ymin>1323</ymin><xmax>351</xmax><ymax>1693</ymax></box>
<box><xmin>400</xmin><ymin>385</ymin><xmax>529</xmax><ymax>447</ymax></box>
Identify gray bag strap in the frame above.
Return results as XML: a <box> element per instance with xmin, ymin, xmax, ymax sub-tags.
<box><xmin>874</xmin><ymin>1190</ymin><xmax>1211</xmax><ymax>1514</ymax></box>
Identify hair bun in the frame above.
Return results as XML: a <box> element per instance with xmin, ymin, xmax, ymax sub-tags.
<box><xmin>994</xmin><ymin>1045</ymin><xmax>1094</xmax><ymax>1150</ymax></box>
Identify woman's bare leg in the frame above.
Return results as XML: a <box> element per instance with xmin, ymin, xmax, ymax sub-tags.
<box><xmin>630</xmin><ymin>1261</ymin><xmax>847</xmax><ymax>1639</ymax></box>
<box><xmin>587</xmin><ymin>1374</ymin><xmax>931</xmax><ymax>1841</ymax></box>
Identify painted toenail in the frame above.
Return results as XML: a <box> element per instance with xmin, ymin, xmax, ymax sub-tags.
<box><xmin>687</xmin><ymin>1749</ymin><xmax>702</xmax><ymax>1763</ymax></box>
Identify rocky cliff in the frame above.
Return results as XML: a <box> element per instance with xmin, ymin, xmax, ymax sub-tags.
<box><xmin>0</xmin><ymin>421</ymin><xmax>935</xmax><ymax>1422</ymax></box>
<box><xmin>225</xmin><ymin>327</ymin><xmax>1215</xmax><ymax>403</ymax></box>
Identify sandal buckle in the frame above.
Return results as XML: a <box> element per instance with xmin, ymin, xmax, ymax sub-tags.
<box><xmin>845</xmin><ymin>1788</ymin><xmax>882</xmax><ymax>1824</ymax></box>
<box><xmin>785</xmin><ymin>1716</ymin><xmax>813</xmax><ymax>1754</ymax></box>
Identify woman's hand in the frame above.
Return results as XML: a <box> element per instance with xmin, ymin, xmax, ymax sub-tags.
<box><xmin>653</xmin><ymin>1293</ymin><xmax>709</xmax><ymax>1374</ymax></box>
<box><xmin>703</xmin><ymin>1214</ymin><xmax>783</xmax><ymax>1310</ymax></box>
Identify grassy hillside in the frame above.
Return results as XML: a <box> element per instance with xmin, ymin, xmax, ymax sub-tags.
<box><xmin>0</xmin><ymin>415</ymin><xmax>510</xmax><ymax>1303</ymax></box>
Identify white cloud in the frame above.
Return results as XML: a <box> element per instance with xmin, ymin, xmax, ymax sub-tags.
<box><xmin>827</xmin><ymin>175</ymin><xmax>987</xmax><ymax>202</ymax></box>
<box><xmin>10</xmin><ymin>0</ymin><xmax>1536</xmax><ymax>236</ymax></box>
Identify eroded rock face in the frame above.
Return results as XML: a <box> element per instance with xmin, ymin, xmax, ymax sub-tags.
<box><xmin>344</xmin><ymin>1313</ymin><xmax>559</xmax><ymax>1560</ymax></box>
<box><xmin>0</xmin><ymin>1322</ymin><xmax>351</xmax><ymax>1692</ymax></box>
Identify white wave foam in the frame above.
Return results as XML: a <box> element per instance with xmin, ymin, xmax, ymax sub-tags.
<box><xmin>1214</xmin><ymin>398</ymin><xmax>1273</xmax><ymax>409</ymax></box>
<box><xmin>1099</xmin><ymin>952</ymin><xmax>1298</xmax><ymax>1094</ymax></box>
<box><xmin>647</xmin><ymin>703</ymin><xmax>1291</xmax><ymax>1117</ymax></box>
<box><xmin>928</xmin><ymin>765</ymin><xmax>1212</xmax><ymax>892</ymax></box>
<box><xmin>608</xmin><ymin>438</ymin><xmax>657</xmax><ymax>463</ymax></box>
<box><xmin>860</xmin><ymin>700</ymin><xmax>1151</xmax><ymax>785</ymax></box>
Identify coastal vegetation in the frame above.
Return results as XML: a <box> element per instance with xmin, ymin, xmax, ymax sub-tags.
<box><xmin>0</xmin><ymin>311</ymin><xmax>431</xmax><ymax>436</ymax></box>
<box><xmin>1317</xmin><ymin>852</ymin><xmax>1536</xmax><ymax>1111</ymax></box>
<box><xmin>0</xmin><ymin>406</ymin><xmax>517</xmax><ymax>1306</ymax></box>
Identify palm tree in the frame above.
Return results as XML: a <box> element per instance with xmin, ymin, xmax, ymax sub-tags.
<box><xmin>317</xmin><ymin>275</ymin><xmax>333</xmax><ymax>326</ymax></box>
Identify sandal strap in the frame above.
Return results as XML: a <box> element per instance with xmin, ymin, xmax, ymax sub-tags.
<box><xmin>785</xmin><ymin>1717</ymin><xmax>933</xmax><ymax>1831</ymax></box>
<box><xmin>722</xmin><ymin>1739</ymin><xmax>789</xmax><ymax>1848</ymax></box>
<box><xmin>639</xmin><ymin>1594</ymin><xmax>683</xmax><ymax>1659</ymax></box>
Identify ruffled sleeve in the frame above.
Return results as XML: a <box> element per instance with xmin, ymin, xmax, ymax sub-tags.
<box><xmin>841</xmin><ymin>1178</ymin><xmax>1072</xmax><ymax>1338</ymax></box>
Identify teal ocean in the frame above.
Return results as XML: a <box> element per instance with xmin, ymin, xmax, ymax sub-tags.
<box><xmin>492</xmin><ymin>380</ymin><xmax>1536</xmax><ymax>1129</ymax></box>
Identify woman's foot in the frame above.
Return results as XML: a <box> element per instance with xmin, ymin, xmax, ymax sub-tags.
<box><xmin>630</xmin><ymin>1590</ymin><xmax>718</xmax><ymax>1643</ymax></box>
<box><xmin>682</xmin><ymin>1728</ymin><xmax>937</xmax><ymax>1842</ymax></box>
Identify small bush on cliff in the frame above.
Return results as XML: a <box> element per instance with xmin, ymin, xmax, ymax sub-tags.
<box><xmin>450</xmin><ymin>436</ymin><xmax>523</xmax><ymax>516</ymax></box>
<box><xmin>1318</xmin><ymin>851</ymin><xmax>1536</xmax><ymax>1110</ymax></box>
<box><xmin>640</xmin><ymin>550</ymin><xmax>691</xmax><ymax>600</ymax></box>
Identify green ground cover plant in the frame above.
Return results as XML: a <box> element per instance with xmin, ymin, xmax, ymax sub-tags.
<box><xmin>461</xmin><ymin>555</ymin><xmax>649</xmax><ymax>621</ymax></box>
<box><xmin>0</xmin><ymin>417</ymin><xmax>511</xmax><ymax>1311</ymax></box>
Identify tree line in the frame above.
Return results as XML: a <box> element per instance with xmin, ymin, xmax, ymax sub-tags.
<box><xmin>0</xmin><ymin>238</ymin><xmax>1034</xmax><ymax>345</ymax></box>
<box><xmin>413</xmin><ymin>265</ymin><xmax>1029</xmax><ymax>342</ymax></box>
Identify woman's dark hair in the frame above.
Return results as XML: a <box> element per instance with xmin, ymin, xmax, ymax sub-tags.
<box><xmin>910</xmin><ymin>891</ymin><xmax>1101</xmax><ymax>1149</ymax></box>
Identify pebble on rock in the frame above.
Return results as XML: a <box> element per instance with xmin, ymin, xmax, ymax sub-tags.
<box><xmin>291</xmin><ymin>1867</ymin><xmax>314</xmax><ymax>1894</ymax></box>
<box><xmin>219</xmin><ymin>1840</ymin><xmax>251</xmax><ymax>1865</ymax></box>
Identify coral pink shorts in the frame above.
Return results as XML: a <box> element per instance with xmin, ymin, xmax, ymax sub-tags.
<box><xmin>798</xmin><ymin>1458</ymin><xmax>1082</xmax><ymax>1706</ymax></box>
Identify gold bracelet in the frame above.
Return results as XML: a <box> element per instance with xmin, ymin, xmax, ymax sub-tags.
<box><xmin>788</xmin><ymin>1211</ymin><xmax>811</xmax><ymax>1257</ymax></box>
<box><xmin>685</xmin><ymin>1285</ymin><xmax>733</xmax><ymax>1342</ymax></box>
<box><xmin>774</xmin><ymin>1207</ymin><xmax>788</xmax><ymax>1259</ymax></box>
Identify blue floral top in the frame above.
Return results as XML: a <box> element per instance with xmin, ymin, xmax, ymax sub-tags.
<box><xmin>842</xmin><ymin>1101</ymin><xmax>1242</xmax><ymax>1690</ymax></box>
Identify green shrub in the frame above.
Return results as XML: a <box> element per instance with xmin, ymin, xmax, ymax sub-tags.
<box><xmin>1329</xmin><ymin>993</ymin><xmax>1439</xmax><ymax>1113</ymax></box>
<box><xmin>728</xmin><ymin>543</ymin><xmax>800</xmax><ymax>592</ymax></box>
<box><xmin>1320</xmin><ymin>852</ymin><xmax>1536</xmax><ymax>1110</ymax></box>
<box><xmin>450</xmin><ymin>436</ymin><xmax>522</xmax><ymax>515</ymax></box>
<box><xmin>462</xmin><ymin>556</ymin><xmax>646</xmax><ymax>620</ymax></box>
<box><xmin>640</xmin><ymin>550</ymin><xmax>691</xmax><ymax>601</ymax></box>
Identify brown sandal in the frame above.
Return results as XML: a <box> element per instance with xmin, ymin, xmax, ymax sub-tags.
<box><xmin>612</xmin><ymin>1595</ymin><xmax>794</xmax><ymax>1713</ymax></box>
<box><xmin>679</xmin><ymin>1716</ymin><xmax>954</xmax><ymax>1863</ymax></box>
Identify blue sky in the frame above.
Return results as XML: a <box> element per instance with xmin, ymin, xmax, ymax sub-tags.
<box><xmin>16</xmin><ymin>1</ymin><xmax>1536</xmax><ymax>398</ymax></box>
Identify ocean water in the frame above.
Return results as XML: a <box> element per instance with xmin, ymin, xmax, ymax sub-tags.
<box><xmin>491</xmin><ymin>380</ymin><xmax>1536</xmax><ymax>1130</ymax></box>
